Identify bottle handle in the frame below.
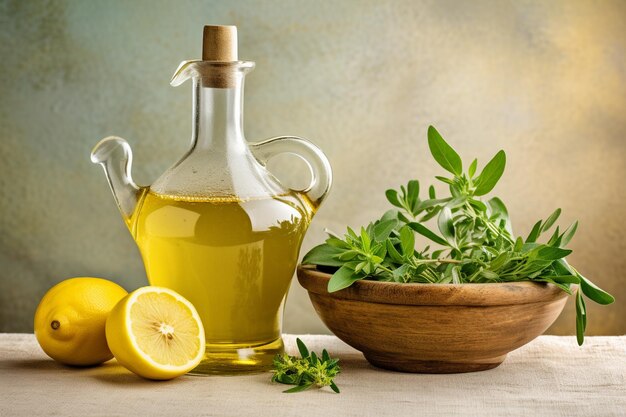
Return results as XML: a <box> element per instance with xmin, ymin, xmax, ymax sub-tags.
<box><xmin>250</xmin><ymin>136</ymin><xmax>332</xmax><ymax>207</ymax></box>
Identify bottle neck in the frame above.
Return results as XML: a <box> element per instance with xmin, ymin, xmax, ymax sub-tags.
<box><xmin>191</xmin><ymin>74</ymin><xmax>246</xmax><ymax>151</ymax></box>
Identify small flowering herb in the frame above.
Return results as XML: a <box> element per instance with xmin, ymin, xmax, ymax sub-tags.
<box><xmin>271</xmin><ymin>338</ymin><xmax>340</xmax><ymax>393</ymax></box>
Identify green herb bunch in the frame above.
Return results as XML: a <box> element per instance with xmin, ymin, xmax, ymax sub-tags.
<box><xmin>271</xmin><ymin>338</ymin><xmax>340</xmax><ymax>393</ymax></box>
<box><xmin>303</xmin><ymin>126</ymin><xmax>614</xmax><ymax>345</ymax></box>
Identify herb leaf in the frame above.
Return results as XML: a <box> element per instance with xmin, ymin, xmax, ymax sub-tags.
<box><xmin>327</xmin><ymin>265</ymin><xmax>361</xmax><ymax>292</ymax></box>
<box><xmin>302</xmin><ymin>244</ymin><xmax>344</xmax><ymax>267</ymax></box>
<box><xmin>407</xmin><ymin>222</ymin><xmax>448</xmax><ymax>246</ymax></box>
<box><xmin>437</xmin><ymin>206</ymin><xmax>455</xmax><ymax>244</ymax></box>
<box><xmin>427</xmin><ymin>126</ymin><xmax>462</xmax><ymax>175</ymax></box>
<box><xmin>474</xmin><ymin>150</ymin><xmax>506</xmax><ymax>196</ymax></box>
<box><xmin>297</xmin><ymin>338</ymin><xmax>310</xmax><ymax>358</ymax></box>
<box><xmin>575</xmin><ymin>291</ymin><xmax>586</xmax><ymax>346</ymax></box>
<box><xmin>535</xmin><ymin>246</ymin><xmax>572</xmax><ymax>261</ymax></box>
<box><xmin>283</xmin><ymin>383</ymin><xmax>314</xmax><ymax>393</ymax></box>
<box><xmin>468</xmin><ymin>159</ymin><xmax>478</xmax><ymax>178</ymax></box>
<box><xmin>578</xmin><ymin>273</ymin><xmax>615</xmax><ymax>305</ymax></box>
<box><xmin>542</xmin><ymin>208</ymin><xmax>562</xmax><ymax>232</ymax></box>
<box><xmin>559</xmin><ymin>221</ymin><xmax>578</xmax><ymax>247</ymax></box>
<box><xmin>526</xmin><ymin>220</ymin><xmax>543</xmax><ymax>243</ymax></box>
<box><xmin>373</xmin><ymin>219</ymin><xmax>398</xmax><ymax>242</ymax></box>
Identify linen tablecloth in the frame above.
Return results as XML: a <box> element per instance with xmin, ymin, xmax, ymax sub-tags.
<box><xmin>0</xmin><ymin>333</ymin><xmax>624</xmax><ymax>416</ymax></box>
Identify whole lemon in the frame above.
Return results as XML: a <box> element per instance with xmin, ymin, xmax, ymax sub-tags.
<box><xmin>34</xmin><ymin>277</ymin><xmax>128</xmax><ymax>366</ymax></box>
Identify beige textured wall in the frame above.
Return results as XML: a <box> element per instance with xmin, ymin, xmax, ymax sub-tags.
<box><xmin>1</xmin><ymin>0</ymin><xmax>624</xmax><ymax>335</ymax></box>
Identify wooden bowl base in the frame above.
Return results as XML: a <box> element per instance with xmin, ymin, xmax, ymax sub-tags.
<box><xmin>298</xmin><ymin>266</ymin><xmax>570</xmax><ymax>374</ymax></box>
<box><xmin>363</xmin><ymin>353</ymin><xmax>507</xmax><ymax>373</ymax></box>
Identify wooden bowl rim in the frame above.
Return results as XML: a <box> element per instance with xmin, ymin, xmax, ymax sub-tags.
<box><xmin>297</xmin><ymin>265</ymin><xmax>571</xmax><ymax>306</ymax></box>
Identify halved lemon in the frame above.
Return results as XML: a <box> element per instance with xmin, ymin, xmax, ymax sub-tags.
<box><xmin>105</xmin><ymin>286</ymin><xmax>205</xmax><ymax>380</ymax></box>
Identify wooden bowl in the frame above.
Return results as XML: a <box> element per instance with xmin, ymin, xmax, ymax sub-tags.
<box><xmin>297</xmin><ymin>265</ymin><xmax>570</xmax><ymax>373</ymax></box>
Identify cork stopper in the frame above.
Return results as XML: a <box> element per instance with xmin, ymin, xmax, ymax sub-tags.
<box><xmin>202</xmin><ymin>25</ymin><xmax>238</xmax><ymax>61</ymax></box>
<box><xmin>199</xmin><ymin>25</ymin><xmax>239</xmax><ymax>88</ymax></box>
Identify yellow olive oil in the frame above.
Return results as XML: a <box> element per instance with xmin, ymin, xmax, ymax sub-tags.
<box><xmin>127</xmin><ymin>189</ymin><xmax>313</xmax><ymax>373</ymax></box>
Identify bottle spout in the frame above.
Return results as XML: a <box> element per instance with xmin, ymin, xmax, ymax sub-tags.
<box><xmin>170</xmin><ymin>25</ymin><xmax>254</xmax><ymax>89</ymax></box>
<box><xmin>91</xmin><ymin>136</ymin><xmax>141</xmax><ymax>220</ymax></box>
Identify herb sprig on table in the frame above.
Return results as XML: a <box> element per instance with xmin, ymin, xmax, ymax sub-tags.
<box><xmin>303</xmin><ymin>126</ymin><xmax>614</xmax><ymax>345</ymax></box>
<box><xmin>271</xmin><ymin>338</ymin><xmax>340</xmax><ymax>393</ymax></box>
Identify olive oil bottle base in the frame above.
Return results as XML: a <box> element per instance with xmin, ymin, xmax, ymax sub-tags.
<box><xmin>189</xmin><ymin>337</ymin><xmax>284</xmax><ymax>375</ymax></box>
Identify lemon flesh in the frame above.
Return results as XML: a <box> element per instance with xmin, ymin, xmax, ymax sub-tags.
<box><xmin>106</xmin><ymin>287</ymin><xmax>205</xmax><ymax>380</ymax></box>
<box><xmin>34</xmin><ymin>277</ymin><xmax>128</xmax><ymax>366</ymax></box>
